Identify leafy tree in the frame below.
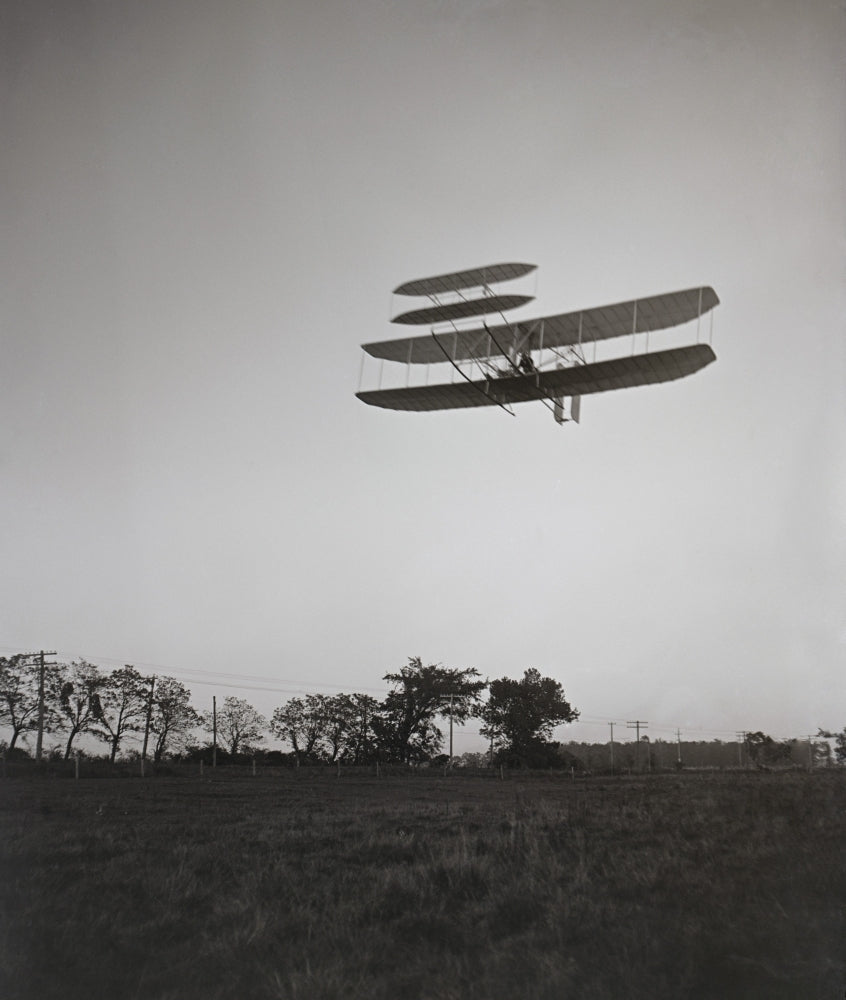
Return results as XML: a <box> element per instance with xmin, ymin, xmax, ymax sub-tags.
<box><xmin>207</xmin><ymin>696</ymin><xmax>267</xmax><ymax>756</ymax></box>
<box><xmin>376</xmin><ymin>657</ymin><xmax>485</xmax><ymax>763</ymax></box>
<box><xmin>817</xmin><ymin>728</ymin><xmax>846</xmax><ymax>765</ymax></box>
<box><xmin>0</xmin><ymin>655</ymin><xmax>42</xmax><ymax>750</ymax></box>
<box><xmin>480</xmin><ymin>668</ymin><xmax>579</xmax><ymax>767</ymax></box>
<box><xmin>149</xmin><ymin>677</ymin><xmax>199</xmax><ymax>761</ymax></box>
<box><xmin>321</xmin><ymin>694</ymin><xmax>354</xmax><ymax>762</ymax></box>
<box><xmin>91</xmin><ymin>665</ymin><xmax>150</xmax><ymax>763</ymax></box>
<box><xmin>49</xmin><ymin>660</ymin><xmax>104</xmax><ymax>759</ymax></box>
<box><xmin>271</xmin><ymin>695</ymin><xmax>329</xmax><ymax>764</ymax></box>
<box><xmin>330</xmin><ymin>693</ymin><xmax>380</xmax><ymax>764</ymax></box>
<box><xmin>744</xmin><ymin>731</ymin><xmax>793</xmax><ymax>769</ymax></box>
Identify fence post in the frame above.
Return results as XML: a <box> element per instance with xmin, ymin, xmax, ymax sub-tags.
<box><xmin>74</xmin><ymin>751</ymin><xmax>79</xmax><ymax>781</ymax></box>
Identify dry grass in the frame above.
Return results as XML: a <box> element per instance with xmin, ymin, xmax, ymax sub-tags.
<box><xmin>1</xmin><ymin>769</ymin><xmax>843</xmax><ymax>999</ymax></box>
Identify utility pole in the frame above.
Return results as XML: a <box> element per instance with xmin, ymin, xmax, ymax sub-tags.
<box><xmin>448</xmin><ymin>692</ymin><xmax>454</xmax><ymax>769</ymax></box>
<box><xmin>736</xmin><ymin>731</ymin><xmax>746</xmax><ymax>768</ymax></box>
<box><xmin>627</xmin><ymin>721</ymin><xmax>648</xmax><ymax>772</ymax></box>
<box><xmin>141</xmin><ymin>675</ymin><xmax>156</xmax><ymax>775</ymax></box>
<box><xmin>609</xmin><ymin>722</ymin><xmax>615</xmax><ymax>773</ymax></box>
<box><xmin>438</xmin><ymin>693</ymin><xmax>456</xmax><ymax>770</ymax></box>
<box><xmin>25</xmin><ymin>651</ymin><xmax>57</xmax><ymax>762</ymax></box>
<box><xmin>675</xmin><ymin>728</ymin><xmax>682</xmax><ymax>767</ymax></box>
<box><xmin>212</xmin><ymin>695</ymin><xmax>218</xmax><ymax>768</ymax></box>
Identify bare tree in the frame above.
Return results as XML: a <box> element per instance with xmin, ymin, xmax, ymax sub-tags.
<box><xmin>49</xmin><ymin>660</ymin><xmax>104</xmax><ymax>759</ymax></box>
<box><xmin>92</xmin><ymin>665</ymin><xmax>149</xmax><ymax>763</ymax></box>
<box><xmin>322</xmin><ymin>694</ymin><xmax>357</xmax><ymax>763</ymax></box>
<box><xmin>0</xmin><ymin>655</ymin><xmax>42</xmax><ymax>751</ymax></box>
<box><xmin>271</xmin><ymin>695</ymin><xmax>327</xmax><ymax>764</ymax></box>
<box><xmin>343</xmin><ymin>693</ymin><xmax>380</xmax><ymax>764</ymax></box>
<box><xmin>150</xmin><ymin>677</ymin><xmax>199</xmax><ymax>762</ymax></box>
<box><xmin>206</xmin><ymin>696</ymin><xmax>266</xmax><ymax>756</ymax></box>
<box><xmin>271</xmin><ymin>692</ymin><xmax>381</xmax><ymax>764</ymax></box>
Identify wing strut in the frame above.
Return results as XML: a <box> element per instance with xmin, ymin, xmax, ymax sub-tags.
<box><xmin>430</xmin><ymin>332</ymin><xmax>515</xmax><ymax>417</ymax></box>
<box><xmin>485</xmin><ymin>317</ymin><xmax>567</xmax><ymax>423</ymax></box>
<box><xmin>482</xmin><ymin>321</ymin><xmax>518</xmax><ymax>374</ymax></box>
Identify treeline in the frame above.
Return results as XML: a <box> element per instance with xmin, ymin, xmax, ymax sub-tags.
<box><xmin>557</xmin><ymin>733</ymin><xmax>843</xmax><ymax>772</ymax></box>
<box><xmin>0</xmin><ymin>656</ymin><xmax>582</xmax><ymax>767</ymax></box>
<box><xmin>4</xmin><ymin>653</ymin><xmax>844</xmax><ymax>769</ymax></box>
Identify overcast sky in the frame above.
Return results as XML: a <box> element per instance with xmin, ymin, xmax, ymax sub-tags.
<box><xmin>3</xmin><ymin>0</ymin><xmax>844</xmax><ymax>753</ymax></box>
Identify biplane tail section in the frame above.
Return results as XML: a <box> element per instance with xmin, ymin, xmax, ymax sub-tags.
<box><xmin>554</xmin><ymin>396</ymin><xmax>565</xmax><ymax>424</ymax></box>
<box><xmin>553</xmin><ymin>395</ymin><xmax>581</xmax><ymax>425</ymax></box>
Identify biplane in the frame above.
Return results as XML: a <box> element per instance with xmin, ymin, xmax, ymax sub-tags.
<box><xmin>355</xmin><ymin>263</ymin><xmax>719</xmax><ymax>423</ymax></box>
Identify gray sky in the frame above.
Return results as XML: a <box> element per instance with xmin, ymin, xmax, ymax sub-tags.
<box><xmin>3</xmin><ymin>0</ymin><xmax>844</xmax><ymax>752</ymax></box>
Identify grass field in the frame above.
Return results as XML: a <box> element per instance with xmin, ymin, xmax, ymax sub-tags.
<box><xmin>1</xmin><ymin>767</ymin><xmax>843</xmax><ymax>999</ymax></box>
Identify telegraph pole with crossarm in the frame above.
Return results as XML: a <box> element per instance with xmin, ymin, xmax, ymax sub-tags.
<box><xmin>627</xmin><ymin>720</ymin><xmax>648</xmax><ymax>772</ymax></box>
<box><xmin>22</xmin><ymin>651</ymin><xmax>57</xmax><ymax>762</ymax></box>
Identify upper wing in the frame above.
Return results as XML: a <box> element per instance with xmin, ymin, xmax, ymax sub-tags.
<box><xmin>363</xmin><ymin>286</ymin><xmax>719</xmax><ymax>363</ymax></box>
<box><xmin>392</xmin><ymin>294</ymin><xmax>534</xmax><ymax>326</ymax></box>
<box><xmin>393</xmin><ymin>262</ymin><xmax>537</xmax><ymax>297</ymax></box>
<box><xmin>356</xmin><ymin>344</ymin><xmax>716</xmax><ymax>412</ymax></box>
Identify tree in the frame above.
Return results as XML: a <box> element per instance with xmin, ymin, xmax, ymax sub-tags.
<box><xmin>0</xmin><ymin>655</ymin><xmax>42</xmax><ymax>750</ymax></box>
<box><xmin>271</xmin><ymin>695</ymin><xmax>328</xmax><ymax>764</ymax></box>
<box><xmin>91</xmin><ymin>665</ymin><xmax>150</xmax><ymax>763</ymax></box>
<box><xmin>323</xmin><ymin>693</ymin><xmax>382</xmax><ymax>763</ymax></box>
<box><xmin>321</xmin><ymin>694</ymin><xmax>354</xmax><ymax>762</ymax></box>
<box><xmin>207</xmin><ymin>696</ymin><xmax>266</xmax><ymax>756</ymax></box>
<box><xmin>149</xmin><ymin>677</ymin><xmax>199</xmax><ymax>762</ymax></box>
<box><xmin>49</xmin><ymin>660</ymin><xmax>104</xmax><ymax>759</ymax></box>
<box><xmin>480</xmin><ymin>668</ymin><xmax>579</xmax><ymax>767</ymax></box>
<box><xmin>817</xmin><ymin>728</ymin><xmax>846</xmax><ymax>765</ymax></box>
<box><xmin>342</xmin><ymin>693</ymin><xmax>380</xmax><ymax>764</ymax></box>
<box><xmin>744</xmin><ymin>731</ymin><xmax>793</xmax><ymax>769</ymax></box>
<box><xmin>376</xmin><ymin>658</ymin><xmax>485</xmax><ymax>763</ymax></box>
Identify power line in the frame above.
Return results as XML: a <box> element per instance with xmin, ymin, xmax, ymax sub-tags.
<box><xmin>0</xmin><ymin>644</ymin><xmax>824</xmax><ymax>746</ymax></box>
<box><xmin>0</xmin><ymin>644</ymin><xmax>390</xmax><ymax>697</ymax></box>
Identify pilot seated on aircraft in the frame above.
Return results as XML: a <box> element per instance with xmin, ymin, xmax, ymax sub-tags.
<box><xmin>519</xmin><ymin>351</ymin><xmax>537</xmax><ymax>374</ymax></box>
